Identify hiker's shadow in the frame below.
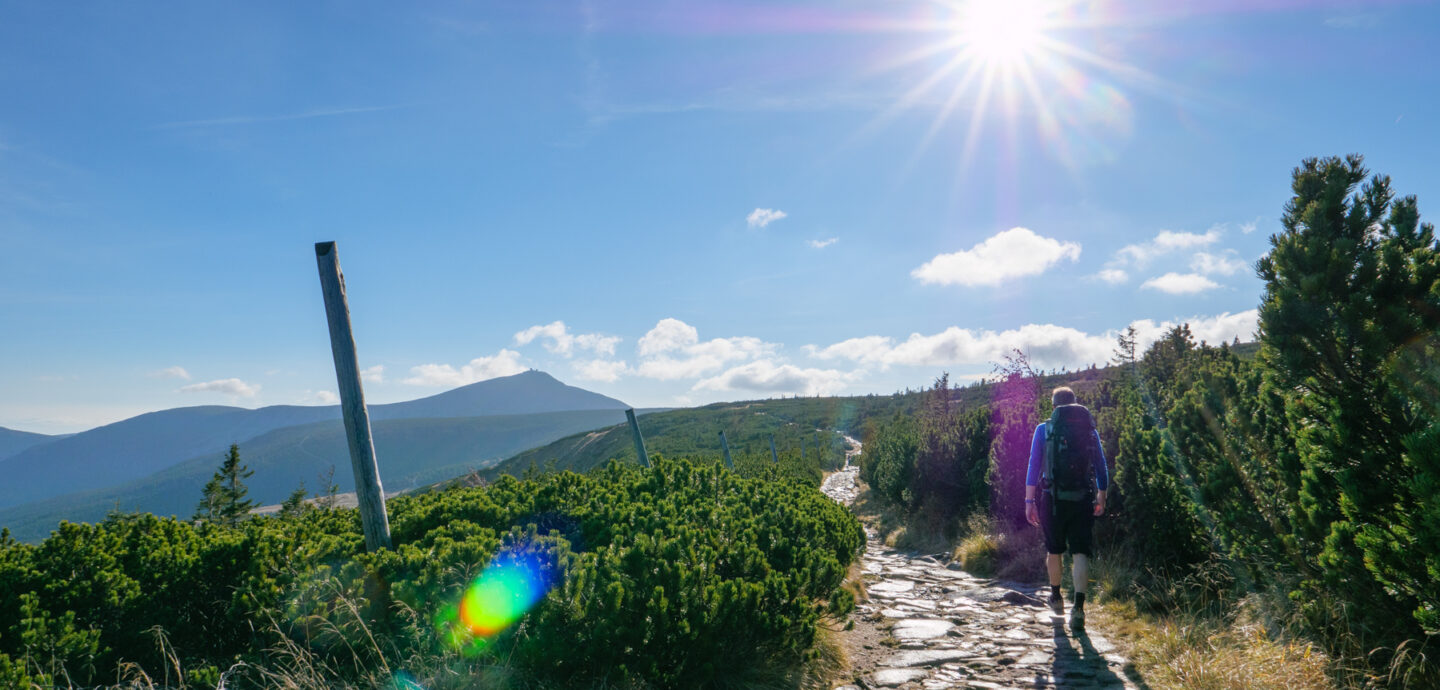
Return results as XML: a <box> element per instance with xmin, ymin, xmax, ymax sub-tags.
<box><xmin>1031</xmin><ymin>618</ymin><xmax>1149</xmax><ymax>689</ymax></box>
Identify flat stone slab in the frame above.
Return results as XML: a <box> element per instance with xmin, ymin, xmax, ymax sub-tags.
<box><xmin>869</xmin><ymin>580</ymin><xmax>917</xmax><ymax>594</ymax></box>
<box><xmin>892</xmin><ymin>619</ymin><xmax>954</xmax><ymax>640</ymax></box>
<box><xmin>872</xmin><ymin>668</ymin><xmax>930</xmax><ymax>686</ymax></box>
<box><xmin>886</xmin><ymin>649</ymin><xmax>979</xmax><ymax>667</ymax></box>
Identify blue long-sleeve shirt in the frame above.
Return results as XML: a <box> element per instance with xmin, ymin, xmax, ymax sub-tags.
<box><xmin>1025</xmin><ymin>421</ymin><xmax>1109</xmax><ymax>491</ymax></box>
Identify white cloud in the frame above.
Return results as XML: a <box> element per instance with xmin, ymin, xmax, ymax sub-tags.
<box><xmin>149</xmin><ymin>366</ymin><xmax>191</xmax><ymax>380</ymax></box>
<box><xmin>805</xmin><ymin>310</ymin><xmax>1260</xmax><ymax>371</ymax></box>
<box><xmin>635</xmin><ymin>318</ymin><xmax>776</xmax><ymax>380</ymax></box>
<box><xmin>178</xmin><ymin>378</ymin><xmax>260</xmax><ymax>397</ymax></box>
<box><xmin>574</xmin><ymin>359</ymin><xmax>629</xmax><ymax>382</ymax></box>
<box><xmin>747</xmin><ymin>208</ymin><xmax>787</xmax><ymax>228</ymax></box>
<box><xmin>1190</xmin><ymin>251</ymin><xmax>1248</xmax><ymax>276</ymax></box>
<box><xmin>514</xmin><ymin>320</ymin><xmax>620</xmax><ymax>357</ymax></box>
<box><xmin>360</xmin><ymin>365</ymin><xmax>385</xmax><ymax>383</ymax></box>
<box><xmin>300</xmin><ymin>390</ymin><xmax>339</xmax><ymax>405</ymax></box>
<box><xmin>1141</xmin><ymin>272</ymin><xmax>1221</xmax><ymax>294</ymax></box>
<box><xmin>1116</xmin><ymin>228</ymin><xmax>1221</xmax><ymax>266</ymax></box>
<box><xmin>694</xmin><ymin>360</ymin><xmax>854</xmax><ymax>396</ymax></box>
<box><xmin>808</xmin><ymin>237</ymin><xmax>838</xmax><ymax>249</ymax></box>
<box><xmin>1240</xmin><ymin>218</ymin><xmax>1260</xmax><ymax>235</ymax></box>
<box><xmin>911</xmin><ymin>227</ymin><xmax>1081</xmax><ymax>287</ymax></box>
<box><xmin>1094</xmin><ymin>268</ymin><xmax>1129</xmax><ymax>285</ymax></box>
<box><xmin>402</xmin><ymin>349</ymin><xmax>526</xmax><ymax>386</ymax></box>
<box><xmin>1128</xmin><ymin>310</ymin><xmax>1260</xmax><ymax>347</ymax></box>
<box><xmin>637</xmin><ymin>318</ymin><xmax>699</xmax><ymax>356</ymax></box>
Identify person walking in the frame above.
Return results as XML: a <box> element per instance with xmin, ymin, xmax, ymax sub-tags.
<box><xmin>1024</xmin><ymin>386</ymin><xmax>1108</xmax><ymax>630</ymax></box>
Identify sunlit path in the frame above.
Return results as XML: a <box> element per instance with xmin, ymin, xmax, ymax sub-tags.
<box><xmin>822</xmin><ymin>463</ymin><xmax>1140</xmax><ymax>689</ymax></box>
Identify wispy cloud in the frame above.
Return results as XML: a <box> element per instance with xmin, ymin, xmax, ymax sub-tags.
<box><xmin>157</xmin><ymin>105</ymin><xmax>405</xmax><ymax>130</ymax></box>
<box><xmin>808</xmin><ymin>237</ymin><xmax>838</xmax><ymax>249</ymax></box>
<box><xmin>178</xmin><ymin>378</ymin><xmax>260</xmax><ymax>397</ymax></box>
<box><xmin>1190</xmin><ymin>251</ymin><xmax>1248</xmax><ymax>276</ymax></box>
<box><xmin>1115</xmin><ymin>228</ymin><xmax>1220</xmax><ymax>267</ymax></box>
<box><xmin>747</xmin><ymin>208</ymin><xmax>788</xmax><ymax>228</ymax></box>
<box><xmin>694</xmin><ymin>360</ymin><xmax>854</xmax><ymax>396</ymax></box>
<box><xmin>912</xmin><ymin>227</ymin><xmax>1080</xmax><ymax>287</ymax></box>
<box><xmin>360</xmin><ymin>365</ymin><xmax>385</xmax><ymax>383</ymax></box>
<box><xmin>148</xmin><ymin>366</ymin><xmax>191</xmax><ymax>380</ymax></box>
<box><xmin>514</xmin><ymin>321</ymin><xmax>620</xmax><ymax>357</ymax></box>
<box><xmin>1141</xmin><ymin>272</ymin><xmax>1221</xmax><ymax>294</ymax></box>
<box><xmin>1093</xmin><ymin>268</ymin><xmax>1129</xmax><ymax>285</ymax></box>
<box><xmin>299</xmin><ymin>390</ymin><xmax>339</xmax><ymax>405</ymax></box>
<box><xmin>574</xmin><ymin>359</ymin><xmax>629</xmax><ymax>382</ymax></box>
<box><xmin>805</xmin><ymin>311</ymin><xmax>1260</xmax><ymax>371</ymax></box>
<box><xmin>402</xmin><ymin>350</ymin><xmax>526</xmax><ymax>386</ymax></box>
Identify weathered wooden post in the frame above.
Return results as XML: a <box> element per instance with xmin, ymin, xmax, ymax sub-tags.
<box><xmin>626</xmin><ymin>408</ymin><xmax>650</xmax><ymax>467</ymax></box>
<box><xmin>801</xmin><ymin>436</ymin><xmax>806</xmax><ymax>462</ymax></box>
<box><xmin>769</xmin><ymin>434</ymin><xmax>779</xmax><ymax>464</ymax></box>
<box><xmin>314</xmin><ymin>241</ymin><xmax>392</xmax><ymax>552</ymax></box>
<box><xmin>719</xmin><ymin>431</ymin><xmax>734</xmax><ymax>469</ymax></box>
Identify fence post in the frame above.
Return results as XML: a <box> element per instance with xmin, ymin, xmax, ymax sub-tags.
<box><xmin>314</xmin><ymin>241</ymin><xmax>391</xmax><ymax>552</ymax></box>
<box><xmin>719</xmin><ymin>431</ymin><xmax>734</xmax><ymax>469</ymax></box>
<box><xmin>769</xmin><ymin>434</ymin><xmax>779</xmax><ymax>464</ymax></box>
<box><xmin>626</xmin><ymin>408</ymin><xmax>650</xmax><ymax>467</ymax></box>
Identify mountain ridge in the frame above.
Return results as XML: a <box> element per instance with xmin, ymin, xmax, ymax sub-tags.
<box><xmin>0</xmin><ymin>370</ymin><xmax>627</xmax><ymax>510</ymax></box>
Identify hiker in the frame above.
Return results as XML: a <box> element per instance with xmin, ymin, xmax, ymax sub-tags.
<box><xmin>1024</xmin><ymin>385</ymin><xmax>1108</xmax><ymax>630</ymax></box>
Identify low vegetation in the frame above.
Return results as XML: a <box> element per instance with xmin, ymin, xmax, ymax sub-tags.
<box><xmin>0</xmin><ymin>457</ymin><xmax>863</xmax><ymax>688</ymax></box>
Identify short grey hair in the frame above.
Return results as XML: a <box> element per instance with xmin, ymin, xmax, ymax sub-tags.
<box><xmin>1052</xmin><ymin>386</ymin><xmax>1076</xmax><ymax>406</ymax></box>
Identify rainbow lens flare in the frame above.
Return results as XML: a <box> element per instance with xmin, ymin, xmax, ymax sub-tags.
<box><xmin>437</xmin><ymin>545</ymin><xmax>556</xmax><ymax>653</ymax></box>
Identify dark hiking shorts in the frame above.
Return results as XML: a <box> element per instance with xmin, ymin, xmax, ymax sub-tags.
<box><xmin>1041</xmin><ymin>497</ymin><xmax>1094</xmax><ymax>556</ymax></box>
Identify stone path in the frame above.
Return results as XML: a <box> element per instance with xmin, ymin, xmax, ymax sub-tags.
<box><xmin>821</xmin><ymin>458</ymin><xmax>1141</xmax><ymax>689</ymax></box>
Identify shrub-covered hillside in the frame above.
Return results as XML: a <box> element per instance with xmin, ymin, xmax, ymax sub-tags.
<box><xmin>0</xmin><ymin>457</ymin><xmax>863</xmax><ymax>689</ymax></box>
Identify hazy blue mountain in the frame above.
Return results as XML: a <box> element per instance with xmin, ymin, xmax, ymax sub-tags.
<box><xmin>0</xmin><ymin>427</ymin><xmax>66</xmax><ymax>461</ymax></box>
<box><xmin>0</xmin><ymin>370</ymin><xmax>627</xmax><ymax>510</ymax></box>
<box><xmin>0</xmin><ymin>408</ymin><xmax>629</xmax><ymax>542</ymax></box>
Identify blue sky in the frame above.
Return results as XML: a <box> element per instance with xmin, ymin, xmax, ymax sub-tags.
<box><xmin>2</xmin><ymin>0</ymin><xmax>1437</xmax><ymax>434</ymax></box>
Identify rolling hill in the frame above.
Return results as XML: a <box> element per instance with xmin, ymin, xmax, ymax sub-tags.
<box><xmin>0</xmin><ymin>370</ymin><xmax>626</xmax><ymax>510</ymax></box>
<box><xmin>0</xmin><ymin>427</ymin><xmax>64</xmax><ymax>461</ymax></box>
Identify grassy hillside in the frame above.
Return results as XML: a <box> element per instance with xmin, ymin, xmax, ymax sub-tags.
<box><xmin>487</xmin><ymin>395</ymin><xmax>913</xmax><ymax>479</ymax></box>
<box><xmin>0</xmin><ymin>408</ymin><xmax>626</xmax><ymax>542</ymax></box>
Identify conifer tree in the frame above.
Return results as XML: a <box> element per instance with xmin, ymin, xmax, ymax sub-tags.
<box><xmin>1257</xmin><ymin>154</ymin><xmax>1440</xmax><ymax>639</ymax></box>
<box><xmin>194</xmin><ymin>444</ymin><xmax>255</xmax><ymax>526</ymax></box>
<box><xmin>278</xmin><ymin>481</ymin><xmax>309</xmax><ymax>518</ymax></box>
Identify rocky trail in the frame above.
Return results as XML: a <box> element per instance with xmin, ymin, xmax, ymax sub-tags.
<box><xmin>820</xmin><ymin>451</ymin><xmax>1142</xmax><ymax>689</ymax></box>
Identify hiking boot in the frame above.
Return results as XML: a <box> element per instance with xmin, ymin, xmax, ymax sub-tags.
<box><xmin>1048</xmin><ymin>591</ymin><xmax>1064</xmax><ymax>616</ymax></box>
<box><xmin>1069</xmin><ymin>604</ymin><xmax>1085</xmax><ymax>630</ymax></box>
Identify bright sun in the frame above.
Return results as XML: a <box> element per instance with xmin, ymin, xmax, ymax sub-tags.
<box><xmin>959</xmin><ymin>0</ymin><xmax>1048</xmax><ymax>65</ymax></box>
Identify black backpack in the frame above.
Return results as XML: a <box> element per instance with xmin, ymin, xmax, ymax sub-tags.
<box><xmin>1042</xmin><ymin>404</ymin><xmax>1098</xmax><ymax>504</ymax></box>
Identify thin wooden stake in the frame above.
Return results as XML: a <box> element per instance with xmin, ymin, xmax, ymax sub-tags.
<box><xmin>314</xmin><ymin>241</ymin><xmax>391</xmax><ymax>552</ymax></box>
<box><xmin>719</xmin><ymin>431</ymin><xmax>734</xmax><ymax>469</ymax></box>
<box><xmin>626</xmin><ymin>408</ymin><xmax>650</xmax><ymax>467</ymax></box>
<box><xmin>769</xmin><ymin>434</ymin><xmax>779</xmax><ymax>464</ymax></box>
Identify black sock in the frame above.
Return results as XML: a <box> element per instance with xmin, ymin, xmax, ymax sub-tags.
<box><xmin>1074</xmin><ymin>592</ymin><xmax>1086</xmax><ymax>608</ymax></box>
<box><xmin>1051</xmin><ymin>585</ymin><xmax>1062</xmax><ymax>599</ymax></box>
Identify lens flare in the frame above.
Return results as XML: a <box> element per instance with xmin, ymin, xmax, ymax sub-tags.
<box><xmin>436</xmin><ymin>545</ymin><xmax>556</xmax><ymax>654</ymax></box>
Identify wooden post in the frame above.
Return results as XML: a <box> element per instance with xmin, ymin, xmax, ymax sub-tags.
<box><xmin>801</xmin><ymin>436</ymin><xmax>806</xmax><ymax>462</ymax></box>
<box><xmin>769</xmin><ymin>434</ymin><xmax>779</xmax><ymax>464</ymax></box>
<box><xmin>315</xmin><ymin>241</ymin><xmax>392</xmax><ymax>552</ymax></box>
<box><xmin>626</xmin><ymin>408</ymin><xmax>650</xmax><ymax>467</ymax></box>
<box><xmin>719</xmin><ymin>431</ymin><xmax>734</xmax><ymax>469</ymax></box>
